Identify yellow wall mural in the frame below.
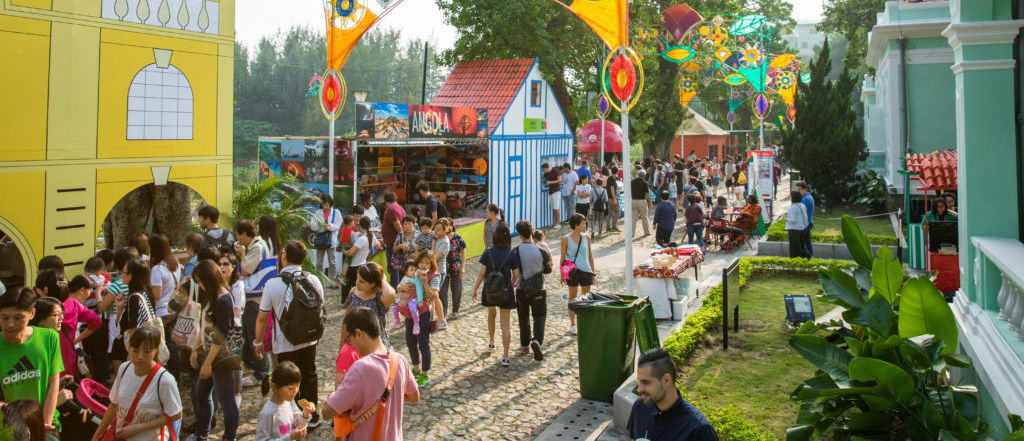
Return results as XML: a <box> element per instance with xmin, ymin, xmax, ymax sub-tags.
<box><xmin>0</xmin><ymin>0</ymin><xmax>234</xmax><ymax>278</ymax></box>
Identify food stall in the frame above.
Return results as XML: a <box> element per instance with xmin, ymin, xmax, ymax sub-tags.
<box><xmin>905</xmin><ymin>150</ymin><xmax>959</xmax><ymax>293</ymax></box>
<box><xmin>632</xmin><ymin>246</ymin><xmax>703</xmax><ymax>320</ymax></box>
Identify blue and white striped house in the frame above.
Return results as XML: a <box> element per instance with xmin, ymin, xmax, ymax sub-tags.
<box><xmin>432</xmin><ymin>58</ymin><xmax>574</xmax><ymax>230</ymax></box>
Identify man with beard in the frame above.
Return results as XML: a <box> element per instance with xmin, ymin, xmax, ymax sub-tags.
<box><xmin>627</xmin><ymin>348</ymin><xmax>717</xmax><ymax>441</ymax></box>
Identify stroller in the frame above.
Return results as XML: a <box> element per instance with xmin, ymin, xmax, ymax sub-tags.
<box><xmin>57</xmin><ymin>378</ymin><xmax>109</xmax><ymax>441</ymax></box>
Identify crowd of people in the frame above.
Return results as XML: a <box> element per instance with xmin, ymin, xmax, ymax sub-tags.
<box><xmin>0</xmin><ymin>150</ymin><xmax>751</xmax><ymax>440</ymax></box>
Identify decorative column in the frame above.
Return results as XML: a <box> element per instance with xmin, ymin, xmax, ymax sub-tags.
<box><xmin>941</xmin><ymin>0</ymin><xmax>1024</xmax><ymax>303</ymax></box>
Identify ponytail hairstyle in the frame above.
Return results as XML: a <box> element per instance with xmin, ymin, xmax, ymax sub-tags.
<box><xmin>358</xmin><ymin>216</ymin><xmax>375</xmax><ymax>251</ymax></box>
<box><xmin>262</xmin><ymin>360</ymin><xmax>302</xmax><ymax>397</ymax></box>
<box><xmin>192</xmin><ymin>259</ymin><xmax>227</xmax><ymax>321</ymax></box>
<box><xmin>68</xmin><ymin>275</ymin><xmax>93</xmax><ymax>299</ymax></box>
<box><xmin>29</xmin><ymin>297</ymin><xmax>63</xmax><ymax>327</ymax></box>
<box><xmin>487</xmin><ymin>204</ymin><xmax>505</xmax><ymax>223</ymax></box>
<box><xmin>34</xmin><ymin>270</ymin><xmax>68</xmax><ymax>302</ymax></box>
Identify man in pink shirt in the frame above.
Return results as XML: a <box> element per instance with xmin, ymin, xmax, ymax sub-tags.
<box><xmin>323</xmin><ymin>307</ymin><xmax>419</xmax><ymax>441</ymax></box>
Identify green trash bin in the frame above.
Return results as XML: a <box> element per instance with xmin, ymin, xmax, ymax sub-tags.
<box><xmin>572</xmin><ymin>294</ymin><xmax>660</xmax><ymax>402</ymax></box>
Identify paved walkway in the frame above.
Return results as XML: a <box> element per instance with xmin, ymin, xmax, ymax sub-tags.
<box><xmin>182</xmin><ymin>176</ymin><xmax>793</xmax><ymax>440</ymax></box>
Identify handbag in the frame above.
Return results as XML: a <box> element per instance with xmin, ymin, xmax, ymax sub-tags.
<box><xmin>127</xmin><ymin>292</ymin><xmax>170</xmax><ymax>364</ymax></box>
<box><xmin>313</xmin><ymin>210</ymin><xmax>337</xmax><ymax>250</ymax></box>
<box><xmin>170</xmin><ymin>281</ymin><xmax>201</xmax><ymax>348</ymax></box>
<box><xmin>101</xmin><ymin>363</ymin><xmax>161</xmax><ymax>441</ymax></box>
<box><xmin>205</xmin><ymin>296</ymin><xmax>244</xmax><ymax>371</ymax></box>
<box><xmin>560</xmin><ymin>236</ymin><xmax>585</xmax><ymax>280</ymax></box>
<box><xmin>334</xmin><ymin>352</ymin><xmax>399</xmax><ymax>440</ymax></box>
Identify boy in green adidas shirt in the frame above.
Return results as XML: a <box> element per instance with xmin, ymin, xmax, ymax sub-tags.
<box><xmin>0</xmin><ymin>286</ymin><xmax>63</xmax><ymax>439</ymax></box>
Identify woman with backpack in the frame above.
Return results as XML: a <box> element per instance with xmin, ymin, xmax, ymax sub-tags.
<box><xmin>560</xmin><ymin>214</ymin><xmax>595</xmax><ymax>336</ymax></box>
<box><xmin>188</xmin><ymin>260</ymin><xmax>242</xmax><ymax>441</ymax></box>
<box><xmin>471</xmin><ymin>223</ymin><xmax>517</xmax><ymax>367</ymax></box>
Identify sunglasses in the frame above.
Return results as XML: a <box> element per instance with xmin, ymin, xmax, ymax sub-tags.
<box><xmin>219</xmin><ymin>261</ymin><xmax>233</xmax><ymax>268</ymax></box>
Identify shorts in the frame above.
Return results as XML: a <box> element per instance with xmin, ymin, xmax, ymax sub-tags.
<box><xmin>566</xmin><ymin>270</ymin><xmax>594</xmax><ymax>287</ymax></box>
<box><xmin>549</xmin><ymin>192</ymin><xmax>561</xmax><ymax>209</ymax></box>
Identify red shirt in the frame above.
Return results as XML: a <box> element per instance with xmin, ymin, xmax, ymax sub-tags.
<box><xmin>382</xmin><ymin>203</ymin><xmax>406</xmax><ymax>247</ymax></box>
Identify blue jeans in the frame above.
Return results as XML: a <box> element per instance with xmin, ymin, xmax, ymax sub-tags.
<box><xmin>561</xmin><ymin>195</ymin><xmax>576</xmax><ymax>220</ymax></box>
<box><xmin>803</xmin><ymin>223</ymin><xmax>814</xmax><ymax>257</ymax></box>
<box><xmin>687</xmin><ymin>224</ymin><xmax>705</xmax><ymax>247</ymax></box>
<box><xmin>241</xmin><ymin>301</ymin><xmax>269</xmax><ymax>380</ymax></box>
<box><xmin>192</xmin><ymin>368</ymin><xmax>240</xmax><ymax>440</ymax></box>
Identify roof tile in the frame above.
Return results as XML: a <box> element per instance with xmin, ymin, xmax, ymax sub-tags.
<box><xmin>906</xmin><ymin>149</ymin><xmax>957</xmax><ymax>191</ymax></box>
<box><xmin>430</xmin><ymin>58</ymin><xmax>536</xmax><ymax>134</ymax></box>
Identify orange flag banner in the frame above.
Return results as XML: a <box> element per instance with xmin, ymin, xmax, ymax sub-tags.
<box><xmin>325</xmin><ymin>0</ymin><xmax>380</xmax><ymax>72</ymax></box>
<box><xmin>551</xmin><ymin>0</ymin><xmax>629</xmax><ymax>50</ymax></box>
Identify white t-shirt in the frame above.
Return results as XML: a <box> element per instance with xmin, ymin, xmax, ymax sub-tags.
<box><xmin>576</xmin><ymin>184</ymin><xmax>593</xmax><ymax>204</ymax></box>
<box><xmin>109</xmin><ymin>364</ymin><xmax>182</xmax><ymax>441</ymax></box>
<box><xmin>258</xmin><ymin>266</ymin><xmax>325</xmax><ymax>354</ymax></box>
<box><xmin>230</xmin><ymin>280</ymin><xmax>244</xmax><ymax>327</ymax></box>
<box><xmin>149</xmin><ymin>263</ymin><xmax>180</xmax><ymax>317</ymax></box>
<box><xmin>350</xmin><ymin>234</ymin><xmax>371</xmax><ymax>267</ymax></box>
<box><xmin>256</xmin><ymin>399</ymin><xmax>310</xmax><ymax>441</ymax></box>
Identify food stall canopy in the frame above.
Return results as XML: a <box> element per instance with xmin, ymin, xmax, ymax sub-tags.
<box><xmin>577</xmin><ymin>119</ymin><xmax>623</xmax><ymax>153</ymax></box>
<box><xmin>906</xmin><ymin>150</ymin><xmax>957</xmax><ymax>191</ymax></box>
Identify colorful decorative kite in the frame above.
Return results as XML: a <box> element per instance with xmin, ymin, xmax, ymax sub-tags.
<box><xmin>649</xmin><ymin>6</ymin><xmax>805</xmax><ymax>124</ymax></box>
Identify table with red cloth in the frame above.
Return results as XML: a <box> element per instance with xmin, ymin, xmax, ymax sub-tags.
<box><xmin>632</xmin><ymin>246</ymin><xmax>703</xmax><ymax>319</ymax></box>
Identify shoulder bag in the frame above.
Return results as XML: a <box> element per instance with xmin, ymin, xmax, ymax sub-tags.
<box><xmin>101</xmin><ymin>363</ymin><xmax>161</xmax><ymax>441</ymax></box>
<box><xmin>170</xmin><ymin>281</ymin><xmax>201</xmax><ymax>348</ymax></box>
<box><xmin>334</xmin><ymin>352</ymin><xmax>399</xmax><ymax>440</ymax></box>
<box><xmin>560</xmin><ymin>236</ymin><xmax>585</xmax><ymax>280</ymax></box>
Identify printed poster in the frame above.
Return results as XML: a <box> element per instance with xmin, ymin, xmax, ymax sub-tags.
<box><xmin>373</xmin><ymin>102</ymin><xmax>410</xmax><ymax>139</ymax></box>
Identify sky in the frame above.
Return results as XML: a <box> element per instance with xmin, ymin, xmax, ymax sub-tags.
<box><xmin>235</xmin><ymin>0</ymin><xmax>826</xmax><ymax>51</ymax></box>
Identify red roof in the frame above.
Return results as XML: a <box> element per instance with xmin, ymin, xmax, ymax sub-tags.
<box><xmin>431</xmin><ymin>58</ymin><xmax>536</xmax><ymax>135</ymax></box>
<box><xmin>906</xmin><ymin>150</ymin><xmax>957</xmax><ymax>191</ymax></box>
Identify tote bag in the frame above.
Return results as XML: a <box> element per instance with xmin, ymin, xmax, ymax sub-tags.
<box><xmin>170</xmin><ymin>281</ymin><xmax>201</xmax><ymax>347</ymax></box>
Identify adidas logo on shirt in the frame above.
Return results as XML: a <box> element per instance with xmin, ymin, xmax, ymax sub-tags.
<box><xmin>3</xmin><ymin>356</ymin><xmax>40</xmax><ymax>385</ymax></box>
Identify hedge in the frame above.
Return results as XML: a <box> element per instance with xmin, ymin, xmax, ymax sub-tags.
<box><xmin>664</xmin><ymin>256</ymin><xmax>856</xmax><ymax>440</ymax></box>
<box><xmin>765</xmin><ymin>219</ymin><xmax>898</xmax><ymax>246</ymax></box>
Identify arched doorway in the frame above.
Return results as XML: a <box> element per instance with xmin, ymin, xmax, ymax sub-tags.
<box><xmin>0</xmin><ymin>224</ymin><xmax>28</xmax><ymax>292</ymax></box>
<box><xmin>96</xmin><ymin>182</ymin><xmax>208</xmax><ymax>251</ymax></box>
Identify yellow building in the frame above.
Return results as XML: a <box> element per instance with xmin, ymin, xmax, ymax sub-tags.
<box><xmin>0</xmin><ymin>0</ymin><xmax>234</xmax><ymax>282</ymax></box>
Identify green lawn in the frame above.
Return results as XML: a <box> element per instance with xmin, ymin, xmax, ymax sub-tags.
<box><xmin>678</xmin><ymin>276</ymin><xmax>834</xmax><ymax>440</ymax></box>
<box><xmin>812</xmin><ymin>205</ymin><xmax>894</xmax><ymax>237</ymax></box>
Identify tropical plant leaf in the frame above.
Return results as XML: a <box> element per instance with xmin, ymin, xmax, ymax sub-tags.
<box><xmin>872</xmin><ymin>246</ymin><xmax>903</xmax><ymax>303</ymax></box>
<box><xmin>953</xmin><ymin>390</ymin><xmax>979</xmax><ymax>423</ymax></box>
<box><xmin>899</xmin><ymin>277</ymin><xmax>958</xmax><ymax>354</ymax></box>
<box><xmin>848</xmin><ymin>357</ymin><xmax>915</xmax><ymax>405</ymax></box>
<box><xmin>853</xmin><ymin>267</ymin><xmax>872</xmax><ymax>294</ymax></box>
<box><xmin>847</xmin><ymin>411</ymin><xmax>893</xmax><ymax>431</ymax></box>
<box><xmin>819</xmin><ymin>268</ymin><xmax>865</xmax><ymax>308</ymax></box>
<box><xmin>843</xmin><ymin>295</ymin><xmax>893</xmax><ymax>334</ymax></box>
<box><xmin>790</xmin><ymin>334</ymin><xmax>854</xmax><ymax>381</ymax></box>
<box><xmin>842</xmin><ymin>215</ymin><xmax>874</xmax><ymax>270</ymax></box>
<box><xmin>728</xmin><ymin>14</ymin><xmax>766</xmax><ymax>36</ymax></box>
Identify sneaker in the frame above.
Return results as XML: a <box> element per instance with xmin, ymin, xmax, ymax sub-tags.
<box><xmin>486</xmin><ymin>342</ymin><xmax>496</xmax><ymax>351</ymax></box>
<box><xmin>448</xmin><ymin>311</ymin><xmax>459</xmax><ymax>320</ymax></box>
<box><xmin>415</xmin><ymin>373</ymin><xmax>430</xmax><ymax>387</ymax></box>
<box><xmin>521</xmin><ymin>346</ymin><xmax>530</xmax><ymax>355</ymax></box>
<box><xmin>500</xmin><ymin>357</ymin><xmax>511</xmax><ymax>367</ymax></box>
<box><xmin>413</xmin><ymin>321</ymin><xmax>420</xmax><ymax>335</ymax></box>
<box><xmin>436</xmin><ymin>319</ymin><xmax>448</xmax><ymax>330</ymax></box>
<box><xmin>569</xmin><ymin>325</ymin><xmax>578</xmax><ymax>336</ymax></box>
<box><xmin>307</xmin><ymin>412</ymin><xmax>323</xmax><ymax>428</ymax></box>
<box><xmin>531</xmin><ymin>340</ymin><xmax>544</xmax><ymax>361</ymax></box>
<box><xmin>240</xmin><ymin>374</ymin><xmax>260</xmax><ymax>388</ymax></box>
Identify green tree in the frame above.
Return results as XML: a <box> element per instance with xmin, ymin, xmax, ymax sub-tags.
<box><xmin>818</xmin><ymin>0</ymin><xmax>886</xmax><ymax>70</ymax></box>
<box><xmin>435</xmin><ymin>0</ymin><xmax>601</xmax><ymax>133</ymax></box>
<box><xmin>782</xmin><ymin>38</ymin><xmax>866</xmax><ymax>206</ymax></box>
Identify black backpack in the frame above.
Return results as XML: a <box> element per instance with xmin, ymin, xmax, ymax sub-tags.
<box><xmin>276</xmin><ymin>271</ymin><xmax>326</xmax><ymax>346</ymax></box>
<box><xmin>204</xmin><ymin>228</ymin><xmax>235</xmax><ymax>254</ymax></box>
<box><xmin>482</xmin><ymin>251</ymin><xmax>511</xmax><ymax>305</ymax></box>
<box><xmin>592</xmin><ymin>188</ymin><xmax>608</xmax><ymax>214</ymax></box>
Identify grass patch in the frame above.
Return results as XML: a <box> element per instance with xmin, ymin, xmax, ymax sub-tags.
<box><xmin>678</xmin><ymin>276</ymin><xmax>832</xmax><ymax>440</ymax></box>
